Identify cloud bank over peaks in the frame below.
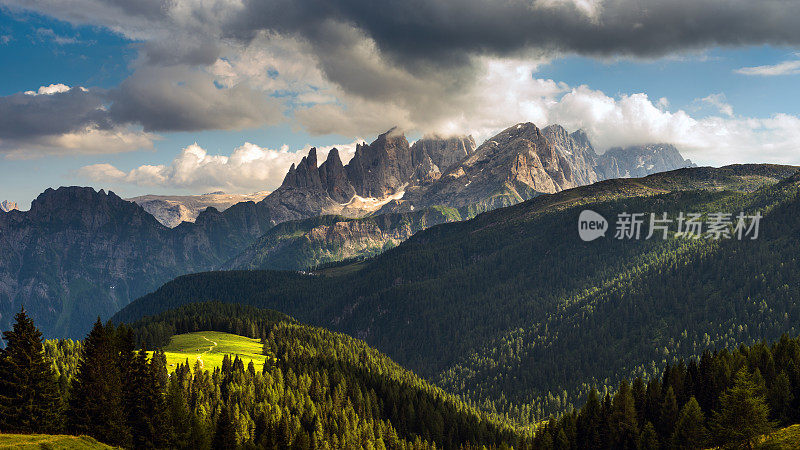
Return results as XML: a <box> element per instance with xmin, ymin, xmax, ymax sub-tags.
<box><xmin>78</xmin><ymin>139</ymin><xmax>363</xmax><ymax>193</ymax></box>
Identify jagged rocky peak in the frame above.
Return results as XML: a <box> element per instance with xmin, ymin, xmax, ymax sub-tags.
<box><xmin>319</xmin><ymin>148</ymin><xmax>356</xmax><ymax>203</ymax></box>
<box><xmin>281</xmin><ymin>148</ymin><xmax>324</xmax><ymax>190</ymax></box>
<box><xmin>569</xmin><ymin>129</ymin><xmax>593</xmax><ymax>150</ymax></box>
<box><xmin>346</xmin><ymin>127</ymin><xmax>414</xmax><ymax>198</ymax></box>
<box><xmin>542</xmin><ymin>124</ymin><xmax>600</xmax><ymax>186</ymax></box>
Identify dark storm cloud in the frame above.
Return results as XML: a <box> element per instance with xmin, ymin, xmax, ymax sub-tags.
<box><xmin>0</xmin><ymin>87</ymin><xmax>111</xmax><ymax>139</ymax></box>
<box><xmin>228</xmin><ymin>0</ymin><xmax>800</xmax><ymax>64</ymax></box>
<box><xmin>106</xmin><ymin>66</ymin><xmax>284</xmax><ymax>132</ymax></box>
<box><xmin>0</xmin><ymin>69</ymin><xmax>282</xmax><ymax>152</ymax></box>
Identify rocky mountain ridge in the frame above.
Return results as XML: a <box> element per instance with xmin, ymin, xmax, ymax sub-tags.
<box><xmin>379</xmin><ymin>122</ymin><xmax>694</xmax><ymax>214</ymax></box>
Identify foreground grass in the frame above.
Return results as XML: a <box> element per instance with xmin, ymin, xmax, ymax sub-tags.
<box><xmin>152</xmin><ymin>330</ymin><xmax>270</xmax><ymax>373</ymax></box>
<box><xmin>756</xmin><ymin>424</ymin><xmax>800</xmax><ymax>449</ymax></box>
<box><xmin>0</xmin><ymin>434</ymin><xmax>112</xmax><ymax>449</ymax></box>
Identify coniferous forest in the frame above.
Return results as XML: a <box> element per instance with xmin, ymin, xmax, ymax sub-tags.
<box><xmin>4</xmin><ymin>303</ymin><xmax>800</xmax><ymax>448</ymax></box>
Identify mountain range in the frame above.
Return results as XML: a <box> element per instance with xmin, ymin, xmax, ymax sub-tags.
<box><xmin>0</xmin><ymin>122</ymin><xmax>695</xmax><ymax>338</ymax></box>
<box><xmin>127</xmin><ymin>191</ymin><xmax>271</xmax><ymax>227</ymax></box>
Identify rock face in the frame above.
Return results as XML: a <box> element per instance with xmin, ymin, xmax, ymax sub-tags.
<box><xmin>128</xmin><ymin>191</ymin><xmax>270</xmax><ymax>227</ymax></box>
<box><xmin>346</xmin><ymin>128</ymin><xmax>415</xmax><ymax>198</ymax></box>
<box><xmin>379</xmin><ymin>123</ymin><xmax>696</xmax><ymax>214</ymax></box>
<box><xmin>0</xmin><ymin>187</ymin><xmax>278</xmax><ymax>338</ymax></box>
<box><xmin>0</xmin><ymin>200</ymin><xmax>17</xmax><ymax>212</ymax></box>
<box><xmin>598</xmin><ymin>144</ymin><xmax>695</xmax><ymax>179</ymax></box>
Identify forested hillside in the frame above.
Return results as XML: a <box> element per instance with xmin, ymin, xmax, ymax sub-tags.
<box><xmin>534</xmin><ymin>334</ymin><xmax>800</xmax><ymax>449</ymax></box>
<box><xmin>2</xmin><ymin>308</ymin><xmax>527</xmax><ymax>449</ymax></box>
<box><xmin>6</xmin><ymin>301</ymin><xmax>800</xmax><ymax>448</ymax></box>
<box><xmin>113</xmin><ymin>165</ymin><xmax>800</xmax><ymax>422</ymax></box>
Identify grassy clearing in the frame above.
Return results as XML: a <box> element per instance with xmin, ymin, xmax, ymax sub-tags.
<box><xmin>151</xmin><ymin>331</ymin><xmax>270</xmax><ymax>373</ymax></box>
<box><xmin>0</xmin><ymin>434</ymin><xmax>112</xmax><ymax>449</ymax></box>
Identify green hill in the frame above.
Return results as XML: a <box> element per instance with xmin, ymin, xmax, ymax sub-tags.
<box><xmin>154</xmin><ymin>331</ymin><xmax>268</xmax><ymax>373</ymax></box>
<box><xmin>0</xmin><ymin>434</ymin><xmax>112</xmax><ymax>449</ymax></box>
<box><xmin>113</xmin><ymin>164</ymin><xmax>800</xmax><ymax>421</ymax></box>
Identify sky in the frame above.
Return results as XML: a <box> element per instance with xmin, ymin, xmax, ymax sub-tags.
<box><xmin>1</xmin><ymin>0</ymin><xmax>800</xmax><ymax>209</ymax></box>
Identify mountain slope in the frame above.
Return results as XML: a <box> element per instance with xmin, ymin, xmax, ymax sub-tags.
<box><xmin>113</xmin><ymin>164</ymin><xmax>799</xmax><ymax>422</ymax></box>
<box><xmin>223</xmin><ymin>207</ymin><xmax>462</xmax><ymax>271</ymax></box>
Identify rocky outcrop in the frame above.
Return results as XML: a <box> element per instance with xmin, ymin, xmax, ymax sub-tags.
<box><xmin>128</xmin><ymin>191</ymin><xmax>270</xmax><ymax>227</ymax></box>
<box><xmin>346</xmin><ymin>128</ymin><xmax>415</xmax><ymax>198</ymax></box>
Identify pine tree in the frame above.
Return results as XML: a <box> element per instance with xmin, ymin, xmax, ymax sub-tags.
<box><xmin>639</xmin><ymin>422</ymin><xmax>660</xmax><ymax>450</ymax></box>
<box><xmin>610</xmin><ymin>380</ymin><xmax>639</xmax><ymax>449</ymax></box>
<box><xmin>710</xmin><ymin>368</ymin><xmax>774</xmax><ymax>448</ymax></box>
<box><xmin>658</xmin><ymin>387</ymin><xmax>679</xmax><ymax>440</ymax></box>
<box><xmin>69</xmin><ymin>318</ymin><xmax>131</xmax><ymax>446</ymax></box>
<box><xmin>126</xmin><ymin>347</ymin><xmax>155</xmax><ymax>448</ymax></box>
<box><xmin>0</xmin><ymin>308</ymin><xmax>62</xmax><ymax>433</ymax></box>
<box><xmin>213</xmin><ymin>405</ymin><xmax>238</xmax><ymax>449</ymax></box>
<box><xmin>671</xmin><ymin>396</ymin><xmax>707</xmax><ymax>449</ymax></box>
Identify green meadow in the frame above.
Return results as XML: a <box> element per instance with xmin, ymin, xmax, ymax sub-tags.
<box><xmin>152</xmin><ymin>331</ymin><xmax>271</xmax><ymax>373</ymax></box>
<box><xmin>0</xmin><ymin>434</ymin><xmax>112</xmax><ymax>449</ymax></box>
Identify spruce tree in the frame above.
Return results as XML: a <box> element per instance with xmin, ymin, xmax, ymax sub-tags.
<box><xmin>69</xmin><ymin>318</ymin><xmax>131</xmax><ymax>446</ymax></box>
<box><xmin>0</xmin><ymin>308</ymin><xmax>62</xmax><ymax>433</ymax></box>
<box><xmin>658</xmin><ymin>387</ymin><xmax>679</xmax><ymax>439</ymax></box>
<box><xmin>125</xmin><ymin>347</ymin><xmax>154</xmax><ymax>448</ymax></box>
<box><xmin>610</xmin><ymin>380</ymin><xmax>640</xmax><ymax>449</ymax></box>
<box><xmin>710</xmin><ymin>368</ymin><xmax>774</xmax><ymax>448</ymax></box>
<box><xmin>213</xmin><ymin>405</ymin><xmax>237</xmax><ymax>449</ymax></box>
<box><xmin>639</xmin><ymin>422</ymin><xmax>660</xmax><ymax>450</ymax></box>
<box><xmin>671</xmin><ymin>396</ymin><xmax>707</xmax><ymax>449</ymax></box>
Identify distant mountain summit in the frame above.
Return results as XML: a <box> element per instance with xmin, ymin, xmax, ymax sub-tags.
<box><xmin>128</xmin><ymin>191</ymin><xmax>270</xmax><ymax>227</ymax></box>
<box><xmin>598</xmin><ymin>143</ymin><xmax>695</xmax><ymax>179</ymax></box>
<box><xmin>0</xmin><ymin>200</ymin><xmax>17</xmax><ymax>212</ymax></box>
<box><xmin>259</xmin><ymin>130</ymin><xmax>477</xmax><ymax>222</ymax></box>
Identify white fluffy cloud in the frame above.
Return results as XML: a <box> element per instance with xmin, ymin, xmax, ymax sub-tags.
<box><xmin>78</xmin><ymin>139</ymin><xmax>363</xmax><ymax>193</ymax></box>
<box><xmin>541</xmin><ymin>85</ymin><xmax>800</xmax><ymax>165</ymax></box>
